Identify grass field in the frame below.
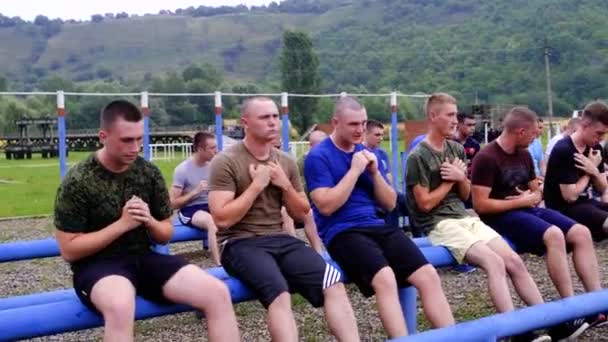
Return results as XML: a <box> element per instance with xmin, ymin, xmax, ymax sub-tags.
<box><xmin>0</xmin><ymin>140</ymin><xmax>406</xmax><ymax>218</ymax></box>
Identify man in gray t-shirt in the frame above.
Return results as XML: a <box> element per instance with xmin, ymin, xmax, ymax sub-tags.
<box><xmin>170</xmin><ymin>132</ymin><xmax>220</xmax><ymax>265</ymax></box>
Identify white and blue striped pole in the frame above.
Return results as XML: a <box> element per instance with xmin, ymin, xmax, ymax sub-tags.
<box><xmin>281</xmin><ymin>92</ymin><xmax>289</xmax><ymax>152</ymax></box>
<box><xmin>56</xmin><ymin>91</ymin><xmax>67</xmax><ymax>179</ymax></box>
<box><xmin>215</xmin><ymin>91</ymin><xmax>223</xmax><ymax>151</ymax></box>
<box><xmin>390</xmin><ymin>92</ymin><xmax>399</xmax><ymax>191</ymax></box>
<box><xmin>141</xmin><ymin>91</ymin><xmax>150</xmax><ymax>161</ymax></box>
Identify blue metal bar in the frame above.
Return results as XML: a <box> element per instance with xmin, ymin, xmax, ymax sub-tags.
<box><xmin>58</xmin><ymin>116</ymin><xmax>67</xmax><ymax>179</ymax></box>
<box><xmin>282</xmin><ymin>113</ymin><xmax>290</xmax><ymax>152</ymax></box>
<box><xmin>393</xmin><ymin>290</ymin><xmax>608</xmax><ymax>341</ymax></box>
<box><xmin>143</xmin><ymin>115</ymin><xmax>150</xmax><ymax>161</ymax></box>
<box><xmin>391</xmin><ymin>110</ymin><xmax>399</xmax><ymax>191</ymax></box>
<box><xmin>215</xmin><ymin>111</ymin><xmax>223</xmax><ymax>151</ymax></box>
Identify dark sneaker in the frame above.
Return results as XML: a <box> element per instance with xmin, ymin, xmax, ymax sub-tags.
<box><xmin>509</xmin><ymin>331</ymin><xmax>552</xmax><ymax>342</ymax></box>
<box><xmin>549</xmin><ymin>317</ymin><xmax>591</xmax><ymax>341</ymax></box>
<box><xmin>453</xmin><ymin>263</ymin><xmax>477</xmax><ymax>273</ymax></box>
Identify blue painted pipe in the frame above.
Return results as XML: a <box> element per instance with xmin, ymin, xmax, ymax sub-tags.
<box><xmin>0</xmin><ymin>225</ymin><xmax>210</xmax><ymax>263</ymax></box>
<box><xmin>0</xmin><ymin>266</ymin><xmax>231</xmax><ymax>311</ymax></box>
<box><xmin>394</xmin><ymin>290</ymin><xmax>608</xmax><ymax>342</ymax></box>
<box><xmin>282</xmin><ymin>113</ymin><xmax>289</xmax><ymax>152</ymax></box>
<box><xmin>215</xmin><ymin>110</ymin><xmax>223</xmax><ymax>151</ymax></box>
<box><xmin>390</xmin><ymin>110</ymin><xmax>399</xmax><ymax>191</ymax></box>
<box><xmin>0</xmin><ymin>246</ymin><xmax>449</xmax><ymax>312</ymax></box>
<box><xmin>0</xmin><ymin>232</ymin><xmax>426</xmax><ymax>263</ymax></box>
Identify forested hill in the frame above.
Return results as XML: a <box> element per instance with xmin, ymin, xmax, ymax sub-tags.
<box><xmin>0</xmin><ymin>0</ymin><xmax>607</xmax><ymax>116</ymax></box>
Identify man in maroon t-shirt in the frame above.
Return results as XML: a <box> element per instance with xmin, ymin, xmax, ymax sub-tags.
<box><xmin>471</xmin><ymin>106</ymin><xmax>605</xmax><ymax>340</ymax></box>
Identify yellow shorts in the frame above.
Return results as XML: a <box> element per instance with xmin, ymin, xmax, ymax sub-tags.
<box><xmin>428</xmin><ymin>217</ymin><xmax>501</xmax><ymax>263</ymax></box>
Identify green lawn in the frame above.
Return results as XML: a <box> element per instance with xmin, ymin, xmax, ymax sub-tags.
<box><xmin>0</xmin><ymin>139</ymin><xmax>406</xmax><ymax>218</ymax></box>
<box><xmin>0</xmin><ymin>152</ymin><xmax>181</xmax><ymax>217</ymax></box>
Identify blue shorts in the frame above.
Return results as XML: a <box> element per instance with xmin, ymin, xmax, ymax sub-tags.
<box><xmin>481</xmin><ymin>208</ymin><xmax>578</xmax><ymax>255</ymax></box>
<box><xmin>178</xmin><ymin>204</ymin><xmax>209</xmax><ymax>227</ymax></box>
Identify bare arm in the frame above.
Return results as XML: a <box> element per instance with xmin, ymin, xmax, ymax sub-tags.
<box><xmin>169</xmin><ymin>185</ymin><xmax>203</xmax><ymax>210</ymax></box>
<box><xmin>56</xmin><ymin>222</ymin><xmax>129</xmax><ymax>263</ymax></box>
<box><xmin>208</xmin><ymin>183</ymin><xmax>264</xmax><ymax>230</ymax></box>
<box><xmin>310</xmin><ymin>168</ymin><xmax>362</xmax><ymax>216</ymax></box>
<box><xmin>559</xmin><ymin>175</ymin><xmax>591</xmax><ymax>203</ymax></box>
<box><xmin>472</xmin><ymin>185</ymin><xmax>539</xmax><ymax>215</ymax></box>
<box><xmin>412</xmin><ymin>182</ymin><xmax>455</xmax><ymax>213</ymax></box>
<box><xmin>371</xmin><ymin>171</ymin><xmax>397</xmax><ymax>211</ymax></box>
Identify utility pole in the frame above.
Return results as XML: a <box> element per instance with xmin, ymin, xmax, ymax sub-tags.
<box><xmin>544</xmin><ymin>38</ymin><xmax>554</xmax><ymax>138</ymax></box>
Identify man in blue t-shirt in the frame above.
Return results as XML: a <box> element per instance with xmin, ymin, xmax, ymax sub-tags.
<box><xmin>304</xmin><ymin>96</ymin><xmax>454</xmax><ymax>338</ymax></box>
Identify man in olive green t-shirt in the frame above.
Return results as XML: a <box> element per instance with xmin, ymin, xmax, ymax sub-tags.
<box><xmin>406</xmin><ymin>93</ymin><xmax>547</xmax><ymax>340</ymax></box>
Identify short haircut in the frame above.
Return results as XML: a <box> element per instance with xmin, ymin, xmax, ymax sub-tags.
<box><xmin>582</xmin><ymin>101</ymin><xmax>608</xmax><ymax>126</ymax></box>
<box><xmin>567</xmin><ymin>117</ymin><xmax>580</xmax><ymax>129</ymax></box>
<box><xmin>334</xmin><ymin>96</ymin><xmax>364</xmax><ymax>117</ymax></box>
<box><xmin>193</xmin><ymin>131</ymin><xmax>215</xmax><ymax>150</ymax></box>
<box><xmin>366</xmin><ymin>119</ymin><xmax>384</xmax><ymax>131</ymax></box>
<box><xmin>502</xmin><ymin>106</ymin><xmax>538</xmax><ymax>132</ymax></box>
<box><xmin>424</xmin><ymin>93</ymin><xmax>457</xmax><ymax>116</ymax></box>
<box><xmin>241</xmin><ymin>96</ymin><xmax>276</xmax><ymax>117</ymax></box>
<box><xmin>100</xmin><ymin>100</ymin><xmax>142</xmax><ymax>129</ymax></box>
<box><xmin>457</xmin><ymin>112</ymin><xmax>475</xmax><ymax>123</ymax></box>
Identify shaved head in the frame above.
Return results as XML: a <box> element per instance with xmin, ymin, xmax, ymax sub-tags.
<box><xmin>334</xmin><ymin>96</ymin><xmax>365</xmax><ymax>118</ymax></box>
<box><xmin>502</xmin><ymin>106</ymin><xmax>538</xmax><ymax>132</ymax></box>
<box><xmin>241</xmin><ymin>96</ymin><xmax>276</xmax><ymax>117</ymax></box>
<box><xmin>308</xmin><ymin>130</ymin><xmax>327</xmax><ymax>148</ymax></box>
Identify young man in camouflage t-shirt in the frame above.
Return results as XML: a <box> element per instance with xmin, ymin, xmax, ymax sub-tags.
<box><xmin>208</xmin><ymin>97</ymin><xmax>359</xmax><ymax>341</ymax></box>
<box><xmin>406</xmin><ymin>94</ymin><xmax>548</xmax><ymax>342</ymax></box>
<box><xmin>54</xmin><ymin>100</ymin><xmax>239</xmax><ymax>341</ymax></box>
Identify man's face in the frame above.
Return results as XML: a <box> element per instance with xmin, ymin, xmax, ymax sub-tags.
<box><xmin>537</xmin><ymin>121</ymin><xmax>544</xmax><ymax>138</ymax></box>
<box><xmin>333</xmin><ymin>108</ymin><xmax>368</xmax><ymax>145</ymax></box>
<box><xmin>581</xmin><ymin>121</ymin><xmax>608</xmax><ymax>147</ymax></box>
<box><xmin>430</xmin><ymin>103</ymin><xmax>458</xmax><ymax>137</ymax></box>
<box><xmin>99</xmin><ymin>117</ymin><xmax>143</xmax><ymax>166</ymax></box>
<box><xmin>197</xmin><ymin>137</ymin><xmax>217</xmax><ymax>161</ymax></box>
<box><xmin>365</xmin><ymin>127</ymin><xmax>384</xmax><ymax>149</ymax></box>
<box><xmin>515</xmin><ymin>122</ymin><xmax>539</xmax><ymax>148</ymax></box>
<box><xmin>241</xmin><ymin>99</ymin><xmax>280</xmax><ymax>143</ymax></box>
<box><xmin>458</xmin><ymin>118</ymin><xmax>476</xmax><ymax>138</ymax></box>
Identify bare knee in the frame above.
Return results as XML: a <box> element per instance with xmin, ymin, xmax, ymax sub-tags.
<box><xmin>566</xmin><ymin>224</ymin><xmax>593</xmax><ymax>246</ymax></box>
<box><xmin>91</xmin><ymin>277</ymin><xmax>136</xmax><ymax>322</ymax></box>
<box><xmin>543</xmin><ymin>226</ymin><xmax>566</xmax><ymax>250</ymax></box>
<box><xmin>268</xmin><ymin>291</ymin><xmax>292</xmax><ymax>311</ymax></box>
<box><xmin>408</xmin><ymin>264</ymin><xmax>442</xmax><ymax>290</ymax></box>
<box><xmin>371</xmin><ymin>267</ymin><xmax>399</xmax><ymax>293</ymax></box>
<box><xmin>502</xmin><ymin>252</ymin><xmax>528</xmax><ymax>277</ymax></box>
<box><xmin>480</xmin><ymin>251</ymin><xmax>506</xmax><ymax>278</ymax></box>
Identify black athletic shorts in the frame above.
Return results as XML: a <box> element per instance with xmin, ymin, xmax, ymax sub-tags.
<box><xmin>561</xmin><ymin>199</ymin><xmax>608</xmax><ymax>241</ymax></box>
<box><xmin>73</xmin><ymin>252</ymin><xmax>190</xmax><ymax>312</ymax></box>
<box><xmin>327</xmin><ymin>225</ymin><xmax>428</xmax><ymax>297</ymax></box>
<box><xmin>221</xmin><ymin>234</ymin><xmax>342</xmax><ymax>308</ymax></box>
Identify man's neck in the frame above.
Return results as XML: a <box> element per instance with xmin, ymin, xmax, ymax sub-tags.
<box><xmin>330</xmin><ymin>133</ymin><xmax>355</xmax><ymax>152</ymax></box>
<box><xmin>455</xmin><ymin>131</ymin><xmax>468</xmax><ymax>144</ymax></box>
<box><xmin>425</xmin><ymin>129</ymin><xmax>446</xmax><ymax>151</ymax></box>
<box><xmin>570</xmin><ymin>131</ymin><xmax>587</xmax><ymax>151</ymax></box>
<box><xmin>192</xmin><ymin>154</ymin><xmax>210</xmax><ymax>166</ymax></box>
<box><xmin>363</xmin><ymin>141</ymin><xmax>378</xmax><ymax>150</ymax></box>
<box><xmin>96</xmin><ymin>148</ymin><xmax>130</xmax><ymax>173</ymax></box>
<box><xmin>496</xmin><ymin>134</ymin><xmax>517</xmax><ymax>154</ymax></box>
<box><xmin>243</xmin><ymin>136</ymin><xmax>271</xmax><ymax>160</ymax></box>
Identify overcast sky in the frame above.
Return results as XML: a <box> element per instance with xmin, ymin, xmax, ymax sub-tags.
<box><xmin>1</xmin><ymin>1</ymin><xmax>275</xmax><ymax>21</ymax></box>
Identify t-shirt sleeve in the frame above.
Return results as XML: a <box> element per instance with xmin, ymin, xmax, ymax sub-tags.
<box><xmin>54</xmin><ymin>174</ymin><xmax>89</xmax><ymax>233</ymax></box>
<box><xmin>149</xmin><ymin>165</ymin><xmax>173</xmax><ymax>221</ymax></box>
<box><xmin>548</xmin><ymin>143</ymin><xmax>579</xmax><ymax>185</ymax></box>
<box><xmin>304</xmin><ymin>151</ymin><xmax>336</xmax><ymax>193</ymax></box>
<box><xmin>524</xmin><ymin>151</ymin><xmax>536</xmax><ymax>182</ymax></box>
<box><xmin>172</xmin><ymin>164</ymin><xmax>186</xmax><ymax>188</ymax></box>
<box><xmin>208</xmin><ymin>154</ymin><xmax>237</xmax><ymax>192</ymax></box>
<box><xmin>405</xmin><ymin>151</ymin><xmax>430</xmax><ymax>189</ymax></box>
<box><xmin>471</xmin><ymin>151</ymin><xmax>497</xmax><ymax>188</ymax></box>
